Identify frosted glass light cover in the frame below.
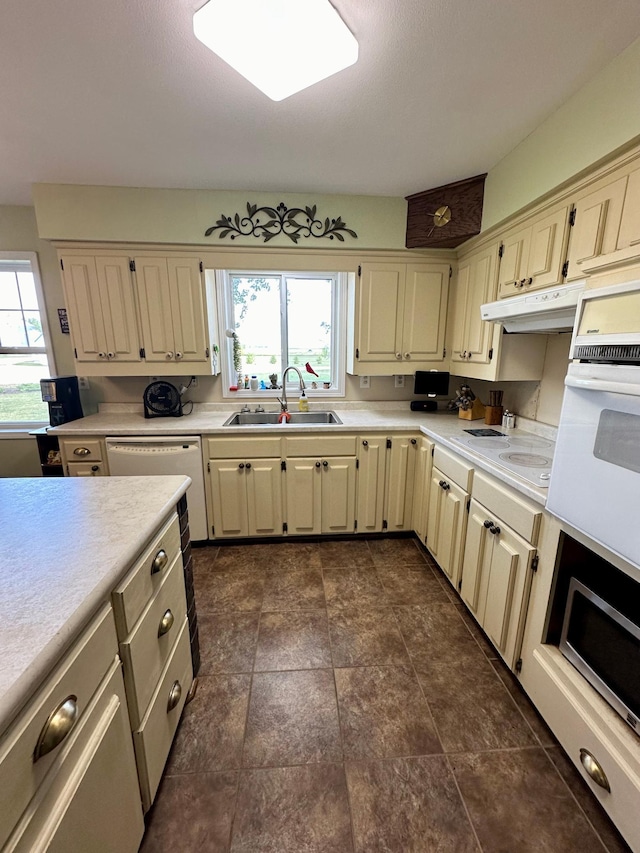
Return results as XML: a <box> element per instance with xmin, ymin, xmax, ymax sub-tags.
<box><xmin>193</xmin><ymin>0</ymin><xmax>358</xmax><ymax>101</ymax></box>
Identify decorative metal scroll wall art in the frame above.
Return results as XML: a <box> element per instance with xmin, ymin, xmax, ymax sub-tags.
<box><xmin>205</xmin><ymin>202</ymin><xmax>358</xmax><ymax>244</ymax></box>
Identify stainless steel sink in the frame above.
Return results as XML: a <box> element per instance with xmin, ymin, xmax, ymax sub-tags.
<box><xmin>223</xmin><ymin>410</ymin><xmax>342</xmax><ymax>426</ymax></box>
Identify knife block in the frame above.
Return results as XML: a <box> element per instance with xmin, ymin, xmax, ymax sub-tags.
<box><xmin>484</xmin><ymin>405</ymin><xmax>504</xmax><ymax>425</ymax></box>
<box><xmin>458</xmin><ymin>399</ymin><xmax>486</xmax><ymax>421</ymax></box>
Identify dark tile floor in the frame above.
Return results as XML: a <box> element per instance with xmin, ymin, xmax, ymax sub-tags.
<box><xmin>141</xmin><ymin>537</ymin><xmax>631</xmax><ymax>853</ymax></box>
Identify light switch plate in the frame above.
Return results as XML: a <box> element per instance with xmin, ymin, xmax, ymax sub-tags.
<box><xmin>359</xmin><ymin>375</ymin><xmax>370</xmax><ymax>388</ymax></box>
<box><xmin>394</xmin><ymin>375</ymin><xmax>405</xmax><ymax>388</ymax></box>
<box><xmin>78</xmin><ymin>376</ymin><xmax>90</xmax><ymax>390</ymax></box>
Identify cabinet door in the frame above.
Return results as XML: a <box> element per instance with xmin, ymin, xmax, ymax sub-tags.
<box><xmin>525</xmin><ymin>206</ymin><xmax>570</xmax><ymax>291</ymax></box>
<box><xmin>384</xmin><ymin>435</ymin><xmax>417</xmax><ymax>532</ymax></box>
<box><xmin>356</xmin><ymin>264</ymin><xmax>405</xmax><ymax>363</ymax></box>
<box><xmin>94</xmin><ymin>256</ymin><xmax>141</xmax><ymax>363</ymax></box>
<box><xmin>565</xmin><ymin>176</ymin><xmax>628</xmax><ymax>280</ymax></box>
<box><xmin>321</xmin><ymin>457</ymin><xmax>356</xmax><ymax>534</ymax></box>
<box><xmin>60</xmin><ymin>256</ymin><xmax>108</xmax><ymax>362</ymax></box>
<box><xmin>460</xmin><ymin>501</ymin><xmax>493</xmax><ymax>616</ymax></box>
<box><xmin>134</xmin><ymin>257</ymin><xmax>176</xmax><ymax>364</ymax></box>
<box><xmin>426</xmin><ymin>468</ymin><xmax>468</xmax><ymax>588</ymax></box>
<box><xmin>483</xmin><ymin>524</ymin><xmax>535</xmax><ymax>667</ymax></box>
<box><xmin>451</xmin><ymin>244</ymin><xmax>499</xmax><ymax>366</ymax></box>
<box><xmin>246</xmin><ymin>458</ymin><xmax>283</xmax><ymax>536</ymax></box>
<box><xmin>497</xmin><ymin>226</ymin><xmax>531</xmax><ymax>298</ymax></box>
<box><xmin>66</xmin><ymin>462</ymin><xmax>107</xmax><ymax>477</ymax></box>
<box><xmin>617</xmin><ymin>165</ymin><xmax>640</xmax><ymax>250</ymax></box>
<box><xmin>449</xmin><ymin>258</ymin><xmax>471</xmax><ymax>364</ymax></box>
<box><xmin>209</xmin><ymin>459</ymin><xmax>248</xmax><ymax>538</ymax></box>
<box><xmin>285</xmin><ymin>458</ymin><xmax>322</xmax><ymax>535</ymax></box>
<box><xmin>167</xmin><ymin>257</ymin><xmax>208</xmax><ymax>365</ymax></box>
<box><xmin>412</xmin><ymin>437</ymin><xmax>434</xmax><ymax>543</ymax></box>
<box><xmin>356</xmin><ymin>436</ymin><xmax>387</xmax><ymax>533</ymax></box>
<box><xmin>401</xmin><ymin>264</ymin><xmax>449</xmax><ymax>363</ymax></box>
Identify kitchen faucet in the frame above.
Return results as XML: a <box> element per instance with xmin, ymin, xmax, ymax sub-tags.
<box><xmin>277</xmin><ymin>365</ymin><xmax>306</xmax><ymax>421</ymax></box>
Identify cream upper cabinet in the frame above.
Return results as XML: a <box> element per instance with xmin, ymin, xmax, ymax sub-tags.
<box><xmin>497</xmin><ymin>206</ymin><xmax>570</xmax><ymax>298</ymax></box>
<box><xmin>450</xmin><ymin>243</ymin><xmax>499</xmax><ymax>367</ymax></box>
<box><xmin>134</xmin><ymin>256</ymin><xmax>208</xmax><ymax>367</ymax></box>
<box><xmin>60</xmin><ymin>255</ymin><xmax>141</xmax><ymax>365</ymax></box>
<box><xmin>564</xmin><ymin>176</ymin><xmax>627</xmax><ymax>280</ymax></box>
<box><xmin>617</xmin><ymin>164</ymin><xmax>640</xmax><ymax>250</ymax></box>
<box><xmin>349</xmin><ymin>262</ymin><xmax>450</xmax><ymax>375</ymax></box>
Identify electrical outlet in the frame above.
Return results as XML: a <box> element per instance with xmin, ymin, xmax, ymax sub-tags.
<box><xmin>394</xmin><ymin>375</ymin><xmax>405</xmax><ymax>388</ymax></box>
<box><xmin>190</xmin><ymin>376</ymin><xmax>198</xmax><ymax>387</ymax></box>
<box><xmin>359</xmin><ymin>375</ymin><xmax>370</xmax><ymax>389</ymax></box>
<box><xmin>78</xmin><ymin>376</ymin><xmax>90</xmax><ymax>390</ymax></box>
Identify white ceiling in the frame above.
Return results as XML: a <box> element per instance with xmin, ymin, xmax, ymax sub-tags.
<box><xmin>2</xmin><ymin>0</ymin><xmax>640</xmax><ymax>206</ymax></box>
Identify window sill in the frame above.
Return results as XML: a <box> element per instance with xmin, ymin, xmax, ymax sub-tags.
<box><xmin>0</xmin><ymin>423</ymin><xmax>48</xmax><ymax>438</ymax></box>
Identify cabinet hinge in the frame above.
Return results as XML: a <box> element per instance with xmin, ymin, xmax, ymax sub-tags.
<box><xmin>211</xmin><ymin>525</ymin><xmax>215</xmax><ymax>536</ymax></box>
<box><xmin>431</xmin><ymin>445</ymin><xmax>435</xmax><ymax>457</ymax></box>
<box><xmin>74</xmin><ymin>347</ymin><xmax>77</xmax><ymax>358</ymax></box>
<box><xmin>531</xmin><ymin>554</ymin><xmax>539</xmax><ymax>573</ymax></box>
<box><xmin>561</xmin><ymin>260</ymin><xmax>569</xmax><ymax>279</ymax></box>
<box><xmin>569</xmin><ymin>207</ymin><xmax>576</xmax><ymax>227</ymax></box>
<box><xmin>283</xmin><ymin>522</ymin><xmax>288</xmax><ymax>534</ymax></box>
<box><xmin>358</xmin><ymin>265</ymin><xmax>362</xmax><ymax>277</ymax></box>
<box><xmin>443</xmin><ymin>347</ymin><xmax>446</xmax><ymax>358</ymax></box>
<box><xmin>129</xmin><ymin>259</ymin><xmax>136</xmax><ymax>272</ymax></box>
<box><xmin>386</xmin><ymin>438</ymin><xmax>392</xmax><ymax>449</ymax></box>
<box><xmin>281</xmin><ymin>460</ymin><xmax>287</xmax><ymax>471</ymax></box>
<box><xmin>515</xmin><ymin>658</ymin><xmax>523</xmax><ymax>673</ymax></box>
<box><xmin>140</xmin><ymin>347</ymin><xmax>145</xmax><ymax>359</ymax></box>
<box><xmin>205</xmin><ymin>347</ymin><xmax>210</xmax><ymax>358</ymax></box>
<box><xmin>355</xmin><ymin>458</ymin><xmax>359</xmax><ymax>469</ymax></box>
<box><xmin>382</xmin><ymin>520</ymin><xmax>388</xmax><ymax>530</ymax></box>
<box><xmin>466</xmin><ymin>499</ymin><xmax>470</xmax><ymax>513</ymax></box>
<box><xmin>60</xmin><ymin>258</ymin><xmax>64</xmax><ymax>270</ymax></box>
<box><xmin>207</xmin><ymin>462</ymin><xmax>210</xmax><ymax>472</ymax></box>
<box><xmin>498</xmin><ymin>243</ymin><xmax>504</xmax><ymax>259</ymax></box>
<box><xmin>449</xmin><ymin>265</ymin><xmax>453</xmax><ymax>278</ymax></box>
<box><xmin>199</xmin><ymin>260</ymin><xmax>203</xmax><ymax>273</ymax></box>
<box><xmin>458</xmin><ymin>579</ymin><xmax>462</xmax><ymax>591</ymax></box>
<box><xmin>354</xmin><ymin>520</ymin><xmax>357</xmax><ymax>531</ymax></box>
<box><xmin>488</xmin><ymin>348</ymin><xmax>493</xmax><ymax>360</ymax></box>
<box><xmin>355</xmin><ymin>347</ymin><xmax>359</xmax><ymax>360</ymax></box>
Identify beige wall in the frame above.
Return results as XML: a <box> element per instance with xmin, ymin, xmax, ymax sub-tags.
<box><xmin>33</xmin><ymin>185</ymin><xmax>408</xmax><ymax>251</ymax></box>
<box><xmin>0</xmin><ymin>438</ymin><xmax>41</xmax><ymax>477</ymax></box>
<box><xmin>483</xmin><ymin>35</ymin><xmax>640</xmax><ymax>229</ymax></box>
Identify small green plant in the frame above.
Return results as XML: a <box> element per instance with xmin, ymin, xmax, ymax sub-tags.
<box><xmin>269</xmin><ymin>354</ymin><xmax>277</xmax><ymax>365</ymax></box>
<box><xmin>246</xmin><ymin>352</ymin><xmax>255</xmax><ymax>364</ymax></box>
<box><xmin>232</xmin><ymin>333</ymin><xmax>242</xmax><ymax>375</ymax></box>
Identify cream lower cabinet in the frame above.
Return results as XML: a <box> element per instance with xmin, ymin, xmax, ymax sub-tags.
<box><xmin>209</xmin><ymin>457</ymin><xmax>284</xmax><ymax>538</ymax></box>
<box><xmin>426</xmin><ymin>446</ymin><xmax>473</xmax><ymax>590</ymax></box>
<box><xmin>412</xmin><ymin>436</ymin><xmax>434</xmax><ymax>543</ymax></box>
<box><xmin>356</xmin><ymin>434</ymin><xmax>418</xmax><ymax>533</ymax></box>
<box><xmin>0</xmin><ymin>607</ymin><xmax>144</xmax><ymax>853</ymax></box>
<box><xmin>59</xmin><ymin>437</ymin><xmax>109</xmax><ymax>477</ymax></box>
<box><xmin>460</xmin><ymin>471</ymin><xmax>541</xmax><ymax>670</ymax></box>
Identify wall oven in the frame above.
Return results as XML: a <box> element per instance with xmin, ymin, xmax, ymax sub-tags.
<box><xmin>546</xmin><ymin>280</ymin><xmax>640</xmax><ymax>570</ymax></box>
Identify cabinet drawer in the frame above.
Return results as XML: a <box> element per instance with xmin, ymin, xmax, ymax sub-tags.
<box><xmin>66</xmin><ymin>461</ymin><xmax>107</xmax><ymax>477</ymax></box>
<box><xmin>433</xmin><ymin>445</ymin><xmax>474</xmax><ymax>491</ymax></box>
<box><xmin>472</xmin><ymin>470</ymin><xmax>541</xmax><ymax>544</ymax></box>
<box><xmin>207</xmin><ymin>437</ymin><xmax>282</xmax><ymax>459</ymax></box>
<box><xmin>285</xmin><ymin>435</ymin><xmax>357</xmax><ymax>457</ymax></box>
<box><xmin>120</xmin><ymin>552</ymin><xmax>188</xmax><ymax>729</ymax></box>
<box><xmin>4</xmin><ymin>660</ymin><xmax>144</xmax><ymax>853</ymax></box>
<box><xmin>0</xmin><ymin>606</ymin><xmax>117</xmax><ymax>849</ymax></box>
<box><xmin>133</xmin><ymin>617</ymin><xmax>192</xmax><ymax>811</ymax></box>
<box><xmin>112</xmin><ymin>512</ymin><xmax>181</xmax><ymax>637</ymax></box>
<box><xmin>59</xmin><ymin>439</ymin><xmax>103</xmax><ymax>462</ymax></box>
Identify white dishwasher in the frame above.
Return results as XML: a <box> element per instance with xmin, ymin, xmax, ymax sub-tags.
<box><xmin>105</xmin><ymin>436</ymin><xmax>208</xmax><ymax>540</ymax></box>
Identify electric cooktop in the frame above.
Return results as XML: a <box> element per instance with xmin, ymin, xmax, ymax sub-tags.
<box><xmin>452</xmin><ymin>430</ymin><xmax>555</xmax><ymax>488</ymax></box>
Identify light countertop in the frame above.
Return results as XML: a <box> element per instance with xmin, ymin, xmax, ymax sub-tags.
<box><xmin>0</xmin><ymin>475</ymin><xmax>190</xmax><ymax>733</ymax></box>
<box><xmin>50</xmin><ymin>403</ymin><xmax>556</xmax><ymax>504</ymax></box>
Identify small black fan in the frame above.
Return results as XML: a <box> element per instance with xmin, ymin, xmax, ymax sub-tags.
<box><xmin>143</xmin><ymin>381</ymin><xmax>183</xmax><ymax>418</ymax></box>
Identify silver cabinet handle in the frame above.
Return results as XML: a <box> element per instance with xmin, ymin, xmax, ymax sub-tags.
<box><xmin>73</xmin><ymin>447</ymin><xmax>90</xmax><ymax>456</ymax></box>
<box><xmin>158</xmin><ymin>609</ymin><xmax>175</xmax><ymax>637</ymax></box>
<box><xmin>404</xmin><ymin>352</ymin><xmax>411</xmax><ymax>359</ymax></box>
<box><xmin>165</xmin><ymin>352</ymin><xmax>174</xmax><ymax>360</ymax></box>
<box><xmin>151</xmin><ymin>549</ymin><xmax>168</xmax><ymax>574</ymax></box>
<box><xmin>579</xmin><ymin>749</ymin><xmax>610</xmax><ymax>792</ymax></box>
<box><xmin>107</xmin><ymin>351</ymin><xmax>115</xmax><ymax>359</ymax></box>
<box><xmin>395</xmin><ymin>352</ymin><xmax>402</xmax><ymax>359</ymax></box>
<box><xmin>98</xmin><ymin>352</ymin><xmax>107</xmax><ymax>359</ymax></box>
<box><xmin>167</xmin><ymin>680</ymin><xmax>182</xmax><ymax>713</ymax></box>
<box><xmin>34</xmin><ymin>695</ymin><xmax>78</xmax><ymax>762</ymax></box>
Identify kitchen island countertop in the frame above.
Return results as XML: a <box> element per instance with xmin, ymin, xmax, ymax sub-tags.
<box><xmin>0</xmin><ymin>475</ymin><xmax>190</xmax><ymax>733</ymax></box>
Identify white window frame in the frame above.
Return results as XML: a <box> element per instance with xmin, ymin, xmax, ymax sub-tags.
<box><xmin>215</xmin><ymin>269</ymin><xmax>347</xmax><ymax>399</ymax></box>
<box><xmin>0</xmin><ymin>251</ymin><xmax>56</xmax><ymax>430</ymax></box>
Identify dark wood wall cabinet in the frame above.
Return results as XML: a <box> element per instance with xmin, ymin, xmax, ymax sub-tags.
<box><xmin>405</xmin><ymin>173</ymin><xmax>486</xmax><ymax>248</ymax></box>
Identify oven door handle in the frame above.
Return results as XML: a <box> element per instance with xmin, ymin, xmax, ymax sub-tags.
<box><xmin>565</xmin><ymin>374</ymin><xmax>640</xmax><ymax>396</ymax></box>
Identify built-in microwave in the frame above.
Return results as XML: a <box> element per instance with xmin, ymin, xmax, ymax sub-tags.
<box><xmin>560</xmin><ymin>577</ymin><xmax>640</xmax><ymax>736</ymax></box>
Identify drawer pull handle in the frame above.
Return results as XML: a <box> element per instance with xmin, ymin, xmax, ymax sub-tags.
<box><xmin>167</xmin><ymin>680</ymin><xmax>182</xmax><ymax>713</ymax></box>
<box><xmin>158</xmin><ymin>609</ymin><xmax>175</xmax><ymax>637</ymax></box>
<box><xmin>489</xmin><ymin>525</ymin><xmax>501</xmax><ymax>535</ymax></box>
<box><xmin>34</xmin><ymin>695</ymin><xmax>78</xmax><ymax>762</ymax></box>
<box><xmin>151</xmin><ymin>549</ymin><xmax>168</xmax><ymax>574</ymax></box>
<box><xmin>73</xmin><ymin>447</ymin><xmax>91</xmax><ymax>457</ymax></box>
<box><xmin>410</xmin><ymin>438</ymin><xmax>417</xmax><ymax>445</ymax></box>
<box><xmin>579</xmin><ymin>748</ymin><xmax>611</xmax><ymax>792</ymax></box>
<box><xmin>484</xmin><ymin>519</ymin><xmax>493</xmax><ymax>528</ymax></box>
<box><xmin>362</xmin><ymin>440</ymin><xmax>368</xmax><ymax>446</ymax></box>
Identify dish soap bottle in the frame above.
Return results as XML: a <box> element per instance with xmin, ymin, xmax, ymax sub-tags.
<box><xmin>298</xmin><ymin>390</ymin><xmax>309</xmax><ymax>412</ymax></box>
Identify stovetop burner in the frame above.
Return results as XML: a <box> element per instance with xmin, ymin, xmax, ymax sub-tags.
<box><xmin>452</xmin><ymin>429</ymin><xmax>555</xmax><ymax>488</ymax></box>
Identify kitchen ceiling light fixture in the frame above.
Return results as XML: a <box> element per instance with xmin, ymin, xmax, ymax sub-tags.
<box><xmin>192</xmin><ymin>0</ymin><xmax>358</xmax><ymax>102</ymax></box>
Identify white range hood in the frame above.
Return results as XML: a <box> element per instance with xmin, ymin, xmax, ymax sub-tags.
<box><xmin>481</xmin><ymin>281</ymin><xmax>586</xmax><ymax>333</ymax></box>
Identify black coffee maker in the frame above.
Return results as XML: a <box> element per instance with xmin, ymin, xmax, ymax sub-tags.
<box><xmin>40</xmin><ymin>376</ymin><xmax>83</xmax><ymax>426</ymax></box>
